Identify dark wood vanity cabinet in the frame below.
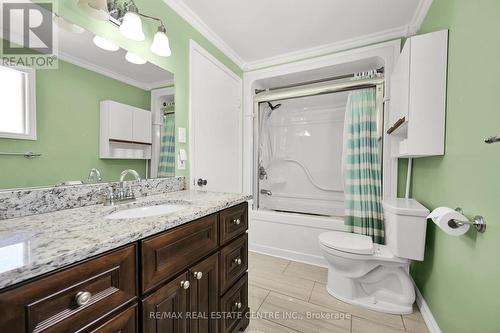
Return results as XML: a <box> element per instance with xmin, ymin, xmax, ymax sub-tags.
<box><xmin>0</xmin><ymin>202</ymin><xmax>249</xmax><ymax>333</ymax></box>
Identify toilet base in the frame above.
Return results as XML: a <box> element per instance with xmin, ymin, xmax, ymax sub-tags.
<box><xmin>326</xmin><ymin>285</ymin><xmax>413</xmax><ymax>315</ymax></box>
<box><xmin>325</xmin><ymin>265</ymin><xmax>415</xmax><ymax>315</ymax></box>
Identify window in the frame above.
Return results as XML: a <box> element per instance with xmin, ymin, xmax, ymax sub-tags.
<box><xmin>0</xmin><ymin>65</ymin><xmax>36</xmax><ymax>140</ymax></box>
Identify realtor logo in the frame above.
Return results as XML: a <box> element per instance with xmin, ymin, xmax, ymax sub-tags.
<box><xmin>1</xmin><ymin>0</ymin><xmax>58</xmax><ymax>68</ymax></box>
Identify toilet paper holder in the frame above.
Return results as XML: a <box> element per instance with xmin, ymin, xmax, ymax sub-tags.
<box><xmin>450</xmin><ymin>208</ymin><xmax>486</xmax><ymax>233</ymax></box>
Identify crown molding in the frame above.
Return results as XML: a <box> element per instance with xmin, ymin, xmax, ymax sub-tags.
<box><xmin>162</xmin><ymin>0</ymin><xmax>245</xmax><ymax>69</ymax></box>
<box><xmin>408</xmin><ymin>0</ymin><xmax>434</xmax><ymax>35</ymax></box>
<box><xmin>243</xmin><ymin>25</ymin><xmax>408</xmax><ymax>71</ymax></box>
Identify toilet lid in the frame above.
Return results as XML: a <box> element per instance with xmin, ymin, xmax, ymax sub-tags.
<box><xmin>319</xmin><ymin>231</ymin><xmax>374</xmax><ymax>255</ymax></box>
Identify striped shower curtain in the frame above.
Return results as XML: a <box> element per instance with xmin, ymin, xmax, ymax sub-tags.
<box><xmin>158</xmin><ymin>113</ymin><xmax>176</xmax><ymax>177</ymax></box>
<box><xmin>343</xmin><ymin>87</ymin><xmax>384</xmax><ymax>244</ymax></box>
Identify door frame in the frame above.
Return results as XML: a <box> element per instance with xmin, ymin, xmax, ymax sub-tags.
<box><xmin>188</xmin><ymin>39</ymin><xmax>243</xmax><ymax>190</ymax></box>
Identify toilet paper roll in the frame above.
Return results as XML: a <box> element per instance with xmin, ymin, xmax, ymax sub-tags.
<box><xmin>427</xmin><ymin>207</ymin><xmax>470</xmax><ymax>236</ymax></box>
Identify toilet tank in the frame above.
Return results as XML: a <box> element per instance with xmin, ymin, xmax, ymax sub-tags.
<box><xmin>382</xmin><ymin>198</ymin><xmax>429</xmax><ymax>261</ymax></box>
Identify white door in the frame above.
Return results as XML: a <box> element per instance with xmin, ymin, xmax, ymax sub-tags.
<box><xmin>189</xmin><ymin>41</ymin><xmax>243</xmax><ymax>193</ymax></box>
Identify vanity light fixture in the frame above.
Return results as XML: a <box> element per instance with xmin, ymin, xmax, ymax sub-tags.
<box><xmin>93</xmin><ymin>36</ymin><xmax>120</xmax><ymax>51</ymax></box>
<box><xmin>125</xmin><ymin>52</ymin><xmax>147</xmax><ymax>65</ymax></box>
<box><xmin>150</xmin><ymin>25</ymin><xmax>171</xmax><ymax>57</ymax></box>
<box><xmin>118</xmin><ymin>2</ymin><xmax>145</xmax><ymax>42</ymax></box>
<box><xmin>77</xmin><ymin>0</ymin><xmax>110</xmax><ymax>21</ymax></box>
<box><xmin>78</xmin><ymin>0</ymin><xmax>172</xmax><ymax>57</ymax></box>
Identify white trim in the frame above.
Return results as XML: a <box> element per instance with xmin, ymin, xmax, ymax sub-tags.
<box><xmin>244</xmin><ymin>26</ymin><xmax>408</xmax><ymax>71</ymax></box>
<box><xmin>408</xmin><ymin>0</ymin><xmax>434</xmax><ymax>35</ymax></box>
<box><xmin>0</xmin><ymin>64</ymin><xmax>36</xmax><ymax>140</ymax></box>
<box><xmin>249</xmin><ymin>245</ymin><xmax>328</xmax><ymax>268</ymax></box>
<box><xmin>188</xmin><ymin>40</ymin><xmax>243</xmax><ymax>189</ymax></box>
<box><xmin>242</xmin><ymin>40</ymin><xmax>401</xmax><ymax>200</ymax></box>
<box><xmin>413</xmin><ymin>278</ymin><xmax>442</xmax><ymax>333</ymax></box>
<box><xmin>57</xmin><ymin>51</ymin><xmax>168</xmax><ymax>91</ymax></box>
<box><xmin>163</xmin><ymin>0</ymin><xmax>245</xmax><ymax>69</ymax></box>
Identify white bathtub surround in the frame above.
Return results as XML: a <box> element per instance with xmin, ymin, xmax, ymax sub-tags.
<box><xmin>249</xmin><ymin>209</ymin><xmax>351</xmax><ymax>266</ymax></box>
<box><xmin>319</xmin><ymin>198</ymin><xmax>429</xmax><ymax>314</ymax></box>
<box><xmin>0</xmin><ymin>177</ymin><xmax>185</xmax><ymax>220</ymax></box>
<box><xmin>0</xmin><ymin>190</ymin><xmax>251</xmax><ymax>289</ymax></box>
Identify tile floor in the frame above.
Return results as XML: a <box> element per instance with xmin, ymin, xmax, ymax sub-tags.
<box><xmin>245</xmin><ymin>252</ymin><xmax>429</xmax><ymax>333</ymax></box>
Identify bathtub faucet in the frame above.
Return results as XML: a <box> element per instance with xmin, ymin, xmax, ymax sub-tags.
<box><xmin>260</xmin><ymin>189</ymin><xmax>272</xmax><ymax>196</ymax></box>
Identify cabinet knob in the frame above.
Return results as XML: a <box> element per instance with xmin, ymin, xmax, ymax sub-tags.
<box><xmin>193</xmin><ymin>271</ymin><xmax>203</xmax><ymax>280</ymax></box>
<box><xmin>234</xmin><ymin>258</ymin><xmax>242</xmax><ymax>265</ymax></box>
<box><xmin>234</xmin><ymin>301</ymin><xmax>242</xmax><ymax>310</ymax></box>
<box><xmin>75</xmin><ymin>291</ymin><xmax>92</xmax><ymax>306</ymax></box>
<box><xmin>232</xmin><ymin>218</ymin><xmax>241</xmax><ymax>225</ymax></box>
<box><xmin>180</xmin><ymin>280</ymin><xmax>190</xmax><ymax>289</ymax></box>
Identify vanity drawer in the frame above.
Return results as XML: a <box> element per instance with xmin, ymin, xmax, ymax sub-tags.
<box><xmin>141</xmin><ymin>214</ymin><xmax>219</xmax><ymax>293</ymax></box>
<box><xmin>220</xmin><ymin>274</ymin><xmax>248</xmax><ymax>333</ymax></box>
<box><xmin>87</xmin><ymin>304</ymin><xmax>137</xmax><ymax>333</ymax></box>
<box><xmin>220</xmin><ymin>234</ymin><xmax>248</xmax><ymax>294</ymax></box>
<box><xmin>219</xmin><ymin>202</ymin><xmax>248</xmax><ymax>246</ymax></box>
<box><xmin>0</xmin><ymin>245</ymin><xmax>137</xmax><ymax>333</ymax></box>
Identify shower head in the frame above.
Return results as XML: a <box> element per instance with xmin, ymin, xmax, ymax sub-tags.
<box><xmin>267</xmin><ymin>102</ymin><xmax>282</xmax><ymax>111</ymax></box>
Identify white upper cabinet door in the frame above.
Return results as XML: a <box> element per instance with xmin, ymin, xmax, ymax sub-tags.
<box><xmin>132</xmin><ymin>109</ymin><xmax>152</xmax><ymax>144</ymax></box>
<box><xmin>389</xmin><ymin>40</ymin><xmax>411</xmax><ymax>126</ymax></box>
<box><xmin>107</xmin><ymin>102</ymin><xmax>133</xmax><ymax>141</ymax></box>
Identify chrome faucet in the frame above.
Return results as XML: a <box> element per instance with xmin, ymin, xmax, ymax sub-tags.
<box><xmin>260</xmin><ymin>189</ymin><xmax>272</xmax><ymax>196</ymax></box>
<box><xmin>86</xmin><ymin>168</ymin><xmax>102</xmax><ymax>183</ymax></box>
<box><xmin>119</xmin><ymin>169</ymin><xmax>140</xmax><ymax>183</ymax></box>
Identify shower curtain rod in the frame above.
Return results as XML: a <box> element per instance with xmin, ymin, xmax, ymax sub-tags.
<box><xmin>254</xmin><ymin>67</ymin><xmax>384</xmax><ymax>95</ymax></box>
<box><xmin>254</xmin><ymin>75</ymin><xmax>385</xmax><ymax>104</ymax></box>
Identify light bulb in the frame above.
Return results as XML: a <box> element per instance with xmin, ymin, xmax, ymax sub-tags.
<box><xmin>77</xmin><ymin>0</ymin><xmax>110</xmax><ymax>21</ymax></box>
<box><xmin>125</xmin><ymin>52</ymin><xmax>147</xmax><ymax>65</ymax></box>
<box><xmin>93</xmin><ymin>36</ymin><xmax>119</xmax><ymax>51</ymax></box>
<box><xmin>150</xmin><ymin>26</ymin><xmax>172</xmax><ymax>57</ymax></box>
<box><xmin>119</xmin><ymin>11</ymin><xmax>145</xmax><ymax>41</ymax></box>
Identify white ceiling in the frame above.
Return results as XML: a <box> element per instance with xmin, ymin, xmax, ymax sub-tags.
<box><xmin>58</xmin><ymin>29</ymin><xmax>174</xmax><ymax>90</ymax></box>
<box><xmin>165</xmin><ymin>0</ymin><xmax>431</xmax><ymax>69</ymax></box>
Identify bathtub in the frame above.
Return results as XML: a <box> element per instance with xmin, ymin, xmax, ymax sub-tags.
<box><xmin>249</xmin><ymin>208</ymin><xmax>351</xmax><ymax>267</ymax></box>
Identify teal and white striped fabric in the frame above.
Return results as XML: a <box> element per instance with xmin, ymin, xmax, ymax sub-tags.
<box><xmin>343</xmin><ymin>87</ymin><xmax>384</xmax><ymax>244</ymax></box>
<box><xmin>158</xmin><ymin>113</ymin><xmax>176</xmax><ymax>177</ymax></box>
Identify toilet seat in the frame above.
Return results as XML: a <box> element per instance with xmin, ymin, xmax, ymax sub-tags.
<box><xmin>319</xmin><ymin>231</ymin><xmax>408</xmax><ymax>264</ymax></box>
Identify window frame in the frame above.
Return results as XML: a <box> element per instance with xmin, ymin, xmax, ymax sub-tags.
<box><xmin>0</xmin><ymin>64</ymin><xmax>37</xmax><ymax>140</ymax></box>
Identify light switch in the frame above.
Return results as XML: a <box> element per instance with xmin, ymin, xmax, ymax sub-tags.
<box><xmin>178</xmin><ymin>127</ymin><xmax>186</xmax><ymax>143</ymax></box>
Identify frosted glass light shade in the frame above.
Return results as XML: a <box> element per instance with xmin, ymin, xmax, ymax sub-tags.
<box><xmin>119</xmin><ymin>12</ymin><xmax>145</xmax><ymax>41</ymax></box>
<box><xmin>93</xmin><ymin>36</ymin><xmax>120</xmax><ymax>51</ymax></box>
<box><xmin>77</xmin><ymin>0</ymin><xmax>110</xmax><ymax>21</ymax></box>
<box><xmin>150</xmin><ymin>31</ymin><xmax>172</xmax><ymax>57</ymax></box>
<box><xmin>125</xmin><ymin>52</ymin><xmax>147</xmax><ymax>65</ymax></box>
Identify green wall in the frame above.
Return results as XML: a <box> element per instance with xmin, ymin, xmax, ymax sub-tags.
<box><xmin>0</xmin><ymin>60</ymin><xmax>150</xmax><ymax>189</ymax></box>
<box><xmin>57</xmin><ymin>1</ymin><xmax>243</xmax><ymax>181</ymax></box>
<box><xmin>404</xmin><ymin>1</ymin><xmax>500</xmax><ymax>332</ymax></box>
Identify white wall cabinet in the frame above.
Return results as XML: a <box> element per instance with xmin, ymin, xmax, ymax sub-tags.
<box><xmin>100</xmin><ymin>100</ymin><xmax>152</xmax><ymax>159</ymax></box>
<box><xmin>389</xmin><ymin>30</ymin><xmax>448</xmax><ymax>157</ymax></box>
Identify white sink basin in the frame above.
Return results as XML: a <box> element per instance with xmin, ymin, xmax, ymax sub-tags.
<box><xmin>105</xmin><ymin>204</ymin><xmax>186</xmax><ymax>220</ymax></box>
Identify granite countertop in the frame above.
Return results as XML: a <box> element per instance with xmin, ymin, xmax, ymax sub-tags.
<box><xmin>0</xmin><ymin>190</ymin><xmax>251</xmax><ymax>290</ymax></box>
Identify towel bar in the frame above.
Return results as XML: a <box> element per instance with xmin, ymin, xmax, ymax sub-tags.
<box><xmin>484</xmin><ymin>135</ymin><xmax>500</xmax><ymax>144</ymax></box>
<box><xmin>0</xmin><ymin>152</ymin><xmax>42</xmax><ymax>158</ymax></box>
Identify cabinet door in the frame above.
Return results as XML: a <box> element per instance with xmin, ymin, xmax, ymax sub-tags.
<box><xmin>189</xmin><ymin>253</ymin><xmax>219</xmax><ymax>333</ymax></box>
<box><xmin>132</xmin><ymin>109</ymin><xmax>152</xmax><ymax>144</ymax></box>
<box><xmin>389</xmin><ymin>39</ymin><xmax>411</xmax><ymax>126</ymax></box>
<box><xmin>142</xmin><ymin>272</ymin><xmax>189</xmax><ymax>333</ymax></box>
<box><xmin>108</xmin><ymin>102</ymin><xmax>134</xmax><ymax>141</ymax></box>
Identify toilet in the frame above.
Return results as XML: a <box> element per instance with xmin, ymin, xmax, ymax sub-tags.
<box><xmin>319</xmin><ymin>198</ymin><xmax>429</xmax><ymax>314</ymax></box>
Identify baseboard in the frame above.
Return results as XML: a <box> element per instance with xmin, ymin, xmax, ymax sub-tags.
<box><xmin>249</xmin><ymin>243</ymin><xmax>328</xmax><ymax>267</ymax></box>
<box><xmin>413</xmin><ymin>279</ymin><xmax>442</xmax><ymax>333</ymax></box>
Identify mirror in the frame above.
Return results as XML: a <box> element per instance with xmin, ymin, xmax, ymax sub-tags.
<box><xmin>0</xmin><ymin>14</ymin><xmax>175</xmax><ymax>190</ymax></box>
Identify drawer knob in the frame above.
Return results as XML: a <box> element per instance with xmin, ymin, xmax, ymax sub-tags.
<box><xmin>234</xmin><ymin>258</ymin><xmax>242</xmax><ymax>265</ymax></box>
<box><xmin>75</xmin><ymin>291</ymin><xmax>92</xmax><ymax>306</ymax></box>
<box><xmin>234</xmin><ymin>301</ymin><xmax>242</xmax><ymax>310</ymax></box>
<box><xmin>232</xmin><ymin>218</ymin><xmax>241</xmax><ymax>225</ymax></box>
<box><xmin>193</xmin><ymin>271</ymin><xmax>203</xmax><ymax>280</ymax></box>
<box><xmin>180</xmin><ymin>280</ymin><xmax>190</xmax><ymax>289</ymax></box>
